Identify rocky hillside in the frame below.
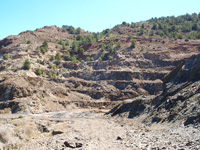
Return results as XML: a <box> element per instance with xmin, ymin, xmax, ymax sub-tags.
<box><xmin>108</xmin><ymin>54</ymin><xmax>200</xmax><ymax>126</ymax></box>
<box><xmin>0</xmin><ymin>13</ymin><xmax>200</xmax><ymax>150</ymax></box>
<box><xmin>0</xmin><ymin>13</ymin><xmax>200</xmax><ymax>115</ymax></box>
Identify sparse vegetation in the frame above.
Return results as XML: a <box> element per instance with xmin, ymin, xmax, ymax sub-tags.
<box><xmin>53</xmin><ymin>64</ymin><xmax>57</xmax><ymax>71</ymax></box>
<box><xmin>86</xmin><ymin>57</ymin><xmax>91</xmax><ymax>61</ymax></box>
<box><xmin>58</xmin><ymin>39</ymin><xmax>64</xmax><ymax>45</ymax></box>
<box><xmin>24</xmin><ymin>59</ymin><xmax>31</xmax><ymax>70</ymax></box>
<box><xmin>0</xmin><ymin>12</ymin><xmax>200</xmax><ymax>149</ymax></box>
<box><xmin>100</xmin><ymin>53</ymin><xmax>106</xmax><ymax>60</ymax></box>
<box><xmin>49</xmin><ymin>63</ymin><xmax>53</xmax><ymax>69</ymax></box>
<box><xmin>65</xmin><ymin>40</ymin><xmax>70</xmax><ymax>46</ymax></box>
<box><xmin>90</xmin><ymin>57</ymin><xmax>94</xmax><ymax>61</ymax></box>
<box><xmin>27</xmin><ymin>40</ymin><xmax>31</xmax><ymax>44</ymax></box>
<box><xmin>43</xmin><ymin>72</ymin><xmax>47</xmax><ymax>77</ymax></box>
<box><xmin>18</xmin><ymin>115</ymin><xmax>23</xmax><ymax>118</ymax></box>
<box><xmin>62</xmin><ymin>44</ymin><xmax>66</xmax><ymax>50</ymax></box>
<box><xmin>40</xmin><ymin>40</ymin><xmax>48</xmax><ymax>54</ymax></box>
<box><xmin>108</xmin><ymin>56</ymin><xmax>113</xmax><ymax>60</ymax></box>
<box><xmin>50</xmin><ymin>55</ymin><xmax>55</xmax><ymax>61</ymax></box>
<box><xmin>53</xmin><ymin>74</ymin><xmax>57</xmax><ymax>79</ymax></box>
<box><xmin>108</xmin><ymin>44</ymin><xmax>114</xmax><ymax>53</ymax></box>
<box><xmin>0</xmin><ymin>128</ymin><xmax>10</xmax><ymax>143</ymax></box>
<box><xmin>48</xmin><ymin>72</ymin><xmax>52</xmax><ymax>78</ymax></box>
<box><xmin>71</xmin><ymin>56</ymin><xmax>78</xmax><ymax>62</ymax></box>
<box><xmin>80</xmin><ymin>48</ymin><xmax>84</xmax><ymax>55</ymax></box>
<box><xmin>35</xmin><ymin>68</ymin><xmax>42</xmax><ymax>75</ymax></box>
<box><xmin>116</xmin><ymin>41</ymin><xmax>121</xmax><ymax>47</ymax></box>
<box><xmin>56</xmin><ymin>52</ymin><xmax>61</xmax><ymax>62</ymax></box>
<box><xmin>131</xmin><ymin>40</ymin><xmax>136</xmax><ymax>48</ymax></box>
<box><xmin>3</xmin><ymin>54</ymin><xmax>9</xmax><ymax>60</ymax></box>
<box><xmin>40</xmin><ymin>47</ymin><xmax>46</xmax><ymax>54</ymax></box>
<box><xmin>37</xmin><ymin>59</ymin><xmax>41</xmax><ymax>63</ymax></box>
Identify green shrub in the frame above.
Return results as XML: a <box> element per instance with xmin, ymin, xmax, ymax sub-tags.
<box><xmin>66</xmin><ymin>51</ymin><xmax>70</xmax><ymax>56</ymax></box>
<box><xmin>86</xmin><ymin>57</ymin><xmax>91</xmax><ymax>61</ymax></box>
<box><xmin>73</xmin><ymin>46</ymin><xmax>78</xmax><ymax>54</ymax></box>
<box><xmin>27</xmin><ymin>40</ymin><xmax>31</xmax><ymax>44</ymax></box>
<box><xmin>101</xmin><ymin>43</ymin><xmax>105</xmax><ymax>49</ymax></box>
<box><xmin>56</xmin><ymin>52</ymin><xmax>61</xmax><ymax>62</ymax></box>
<box><xmin>108</xmin><ymin>45</ymin><xmax>114</xmax><ymax>53</ymax></box>
<box><xmin>109</xmin><ymin>56</ymin><xmax>113</xmax><ymax>60</ymax></box>
<box><xmin>58</xmin><ymin>39</ymin><xmax>64</xmax><ymax>45</ymax></box>
<box><xmin>129</xmin><ymin>35</ymin><xmax>133</xmax><ymax>39</ymax></box>
<box><xmin>48</xmin><ymin>72</ymin><xmax>52</xmax><ymax>78</ymax></box>
<box><xmin>65</xmin><ymin>40</ymin><xmax>70</xmax><ymax>46</ymax></box>
<box><xmin>71</xmin><ymin>56</ymin><xmax>77</xmax><ymax>62</ymax></box>
<box><xmin>24</xmin><ymin>59</ymin><xmax>31</xmax><ymax>70</ymax></box>
<box><xmin>43</xmin><ymin>72</ymin><xmax>46</xmax><ymax>77</ymax></box>
<box><xmin>43</xmin><ymin>40</ymin><xmax>48</xmax><ymax>48</ymax></box>
<box><xmin>131</xmin><ymin>40</ymin><xmax>136</xmax><ymax>48</ymax></box>
<box><xmin>3</xmin><ymin>54</ymin><xmax>9</xmax><ymax>60</ymax></box>
<box><xmin>37</xmin><ymin>59</ymin><xmax>41</xmax><ymax>63</ymax></box>
<box><xmin>67</xmin><ymin>55</ymin><xmax>72</xmax><ymax>61</ymax></box>
<box><xmin>18</xmin><ymin>115</ymin><xmax>23</xmax><ymax>118</ymax></box>
<box><xmin>53</xmin><ymin>65</ymin><xmax>57</xmax><ymax>71</ymax></box>
<box><xmin>36</xmin><ymin>46</ymin><xmax>40</xmax><ymax>52</ymax></box>
<box><xmin>76</xmin><ymin>27</ymin><xmax>81</xmax><ymax>34</ymax></box>
<box><xmin>141</xmin><ymin>24</ymin><xmax>145</xmax><ymax>28</ymax></box>
<box><xmin>116</xmin><ymin>41</ymin><xmax>121</xmax><ymax>47</ymax></box>
<box><xmin>53</xmin><ymin>74</ymin><xmax>57</xmax><ymax>79</ymax></box>
<box><xmin>49</xmin><ymin>63</ymin><xmax>53</xmax><ymax>69</ymax></box>
<box><xmin>40</xmin><ymin>47</ymin><xmax>46</xmax><ymax>54</ymax></box>
<box><xmin>90</xmin><ymin>57</ymin><xmax>94</xmax><ymax>61</ymax></box>
<box><xmin>35</xmin><ymin>68</ymin><xmax>42</xmax><ymax>75</ymax></box>
<box><xmin>62</xmin><ymin>44</ymin><xmax>66</xmax><ymax>50</ymax></box>
<box><xmin>110</xmin><ymin>41</ymin><xmax>114</xmax><ymax>46</ymax></box>
<box><xmin>80</xmin><ymin>48</ymin><xmax>84</xmax><ymax>55</ymax></box>
<box><xmin>50</xmin><ymin>55</ymin><xmax>55</xmax><ymax>61</ymax></box>
<box><xmin>101</xmin><ymin>53</ymin><xmax>106</xmax><ymax>60</ymax></box>
<box><xmin>39</xmin><ymin>40</ymin><xmax>48</xmax><ymax>54</ymax></box>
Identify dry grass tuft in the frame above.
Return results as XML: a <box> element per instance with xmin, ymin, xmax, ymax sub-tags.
<box><xmin>0</xmin><ymin>128</ymin><xmax>11</xmax><ymax>144</ymax></box>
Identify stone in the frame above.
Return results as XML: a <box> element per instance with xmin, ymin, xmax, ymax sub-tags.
<box><xmin>52</xmin><ymin>131</ymin><xmax>64</xmax><ymax>135</ymax></box>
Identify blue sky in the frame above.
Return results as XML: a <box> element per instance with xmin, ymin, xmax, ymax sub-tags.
<box><xmin>1</xmin><ymin>0</ymin><xmax>200</xmax><ymax>39</ymax></box>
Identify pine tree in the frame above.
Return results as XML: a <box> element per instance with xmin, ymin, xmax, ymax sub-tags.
<box><xmin>24</xmin><ymin>59</ymin><xmax>31</xmax><ymax>70</ymax></box>
<box><xmin>56</xmin><ymin>52</ymin><xmax>61</xmax><ymax>62</ymax></box>
<box><xmin>131</xmin><ymin>40</ymin><xmax>136</xmax><ymax>48</ymax></box>
<box><xmin>80</xmin><ymin>48</ymin><xmax>85</xmax><ymax>55</ymax></box>
<box><xmin>3</xmin><ymin>54</ymin><xmax>9</xmax><ymax>60</ymax></box>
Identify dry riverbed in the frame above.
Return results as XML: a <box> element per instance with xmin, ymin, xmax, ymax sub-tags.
<box><xmin>0</xmin><ymin>109</ymin><xmax>199</xmax><ymax>150</ymax></box>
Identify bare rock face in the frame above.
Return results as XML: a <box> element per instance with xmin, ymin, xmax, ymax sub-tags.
<box><xmin>107</xmin><ymin>96</ymin><xmax>153</xmax><ymax>118</ymax></box>
<box><xmin>148</xmin><ymin>54</ymin><xmax>200</xmax><ymax>125</ymax></box>
<box><xmin>0</xmin><ymin>75</ymin><xmax>71</xmax><ymax>114</ymax></box>
<box><xmin>108</xmin><ymin>54</ymin><xmax>200</xmax><ymax>126</ymax></box>
<box><xmin>0</xmin><ymin>36</ymin><xmax>18</xmax><ymax>48</ymax></box>
<box><xmin>0</xmin><ymin>24</ymin><xmax>200</xmax><ymax>117</ymax></box>
<box><xmin>0</xmin><ymin>78</ymin><xmax>32</xmax><ymax>101</ymax></box>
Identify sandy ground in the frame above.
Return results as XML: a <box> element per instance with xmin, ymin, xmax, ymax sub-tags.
<box><xmin>0</xmin><ymin>109</ymin><xmax>199</xmax><ymax>150</ymax></box>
